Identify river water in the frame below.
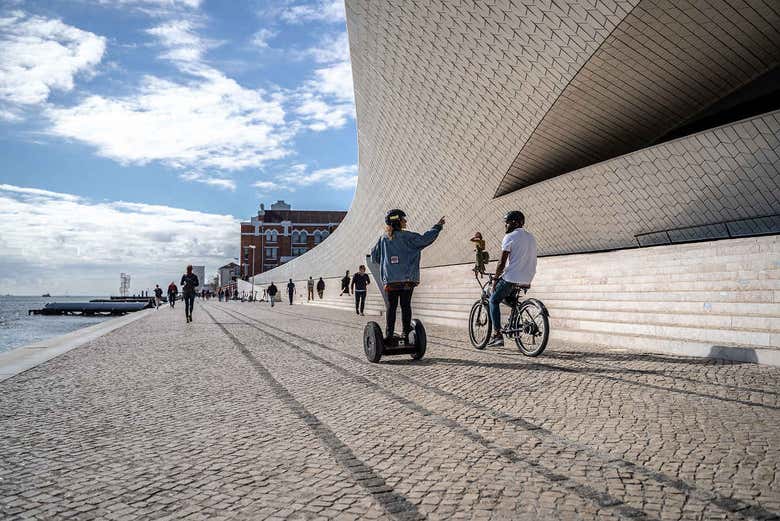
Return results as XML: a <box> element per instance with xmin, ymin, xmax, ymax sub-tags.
<box><xmin>0</xmin><ymin>296</ymin><xmax>112</xmax><ymax>354</ymax></box>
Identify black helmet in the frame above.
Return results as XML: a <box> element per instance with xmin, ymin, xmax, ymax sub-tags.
<box><xmin>504</xmin><ymin>210</ymin><xmax>525</xmax><ymax>225</ymax></box>
<box><xmin>385</xmin><ymin>209</ymin><xmax>406</xmax><ymax>226</ymax></box>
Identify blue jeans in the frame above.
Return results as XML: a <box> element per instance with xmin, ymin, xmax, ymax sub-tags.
<box><xmin>489</xmin><ymin>279</ymin><xmax>515</xmax><ymax>336</ymax></box>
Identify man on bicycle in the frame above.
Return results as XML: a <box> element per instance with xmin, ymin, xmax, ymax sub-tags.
<box><xmin>487</xmin><ymin>211</ymin><xmax>537</xmax><ymax>347</ymax></box>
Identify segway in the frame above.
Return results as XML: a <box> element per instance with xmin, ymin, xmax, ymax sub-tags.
<box><xmin>362</xmin><ymin>255</ymin><xmax>427</xmax><ymax>363</ymax></box>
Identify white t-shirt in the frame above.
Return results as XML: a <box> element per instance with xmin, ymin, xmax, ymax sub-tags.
<box><xmin>500</xmin><ymin>228</ymin><xmax>537</xmax><ymax>285</ymax></box>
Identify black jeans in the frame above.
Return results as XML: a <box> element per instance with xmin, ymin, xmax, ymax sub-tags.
<box><xmin>386</xmin><ymin>288</ymin><xmax>414</xmax><ymax>337</ymax></box>
<box><xmin>355</xmin><ymin>290</ymin><xmax>366</xmax><ymax>314</ymax></box>
<box><xmin>184</xmin><ymin>294</ymin><xmax>195</xmax><ymax>317</ymax></box>
<box><xmin>288</xmin><ymin>291</ymin><xmax>294</xmax><ymax>305</ymax></box>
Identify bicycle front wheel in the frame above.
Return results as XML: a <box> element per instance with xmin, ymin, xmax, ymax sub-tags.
<box><xmin>514</xmin><ymin>300</ymin><xmax>549</xmax><ymax>356</ymax></box>
<box><xmin>468</xmin><ymin>300</ymin><xmax>491</xmax><ymax>349</ymax></box>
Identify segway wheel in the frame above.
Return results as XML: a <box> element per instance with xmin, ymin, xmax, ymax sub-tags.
<box><xmin>364</xmin><ymin>322</ymin><xmax>384</xmax><ymax>363</ymax></box>
<box><xmin>409</xmin><ymin>319</ymin><xmax>427</xmax><ymax>360</ymax></box>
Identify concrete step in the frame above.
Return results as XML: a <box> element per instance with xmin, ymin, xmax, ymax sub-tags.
<box><xmin>551</xmin><ymin>308</ymin><xmax>780</xmax><ymax>332</ymax></box>
<box><xmin>544</xmin><ymin>299</ymin><xmax>780</xmax><ymax>318</ymax></box>
<box><xmin>552</xmin><ymin>328</ymin><xmax>780</xmax><ymax>366</ymax></box>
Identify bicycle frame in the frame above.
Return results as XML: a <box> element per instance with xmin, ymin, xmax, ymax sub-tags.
<box><xmin>474</xmin><ymin>272</ymin><xmax>528</xmax><ymax>337</ymax></box>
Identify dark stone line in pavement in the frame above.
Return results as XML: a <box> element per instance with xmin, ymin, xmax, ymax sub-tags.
<box><xmin>262</xmin><ymin>307</ymin><xmax>779</xmax><ymax>411</ymax></box>
<box><xmin>202</xmin><ymin>307</ymin><xmax>425</xmax><ymax>521</ymax></box>
<box><xmin>213</xmin><ymin>305</ymin><xmax>659</xmax><ymax>521</ymax></box>
<box><xmin>218</xmin><ymin>304</ymin><xmax>780</xmax><ymax>521</ymax></box>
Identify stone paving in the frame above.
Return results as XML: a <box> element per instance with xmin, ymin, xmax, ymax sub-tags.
<box><xmin>1</xmin><ymin>301</ymin><xmax>778</xmax><ymax>520</ymax></box>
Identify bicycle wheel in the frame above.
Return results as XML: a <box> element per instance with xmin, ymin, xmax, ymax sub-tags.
<box><xmin>468</xmin><ymin>300</ymin><xmax>491</xmax><ymax>349</ymax></box>
<box><xmin>514</xmin><ymin>300</ymin><xmax>549</xmax><ymax>356</ymax></box>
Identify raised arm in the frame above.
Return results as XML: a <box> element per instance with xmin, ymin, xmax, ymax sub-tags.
<box><xmin>407</xmin><ymin>217</ymin><xmax>445</xmax><ymax>249</ymax></box>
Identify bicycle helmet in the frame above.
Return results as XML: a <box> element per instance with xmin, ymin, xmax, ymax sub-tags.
<box><xmin>504</xmin><ymin>210</ymin><xmax>525</xmax><ymax>226</ymax></box>
<box><xmin>385</xmin><ymin>209</ymin><xmax>407</xmax><ymax>226</ymax></box>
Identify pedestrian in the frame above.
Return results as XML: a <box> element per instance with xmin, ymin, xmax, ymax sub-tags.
<box><xmin>225</xmin><ymin>287</ymin><xmax>231</xmax><ymax>301</ymax></box>
<box><xmin>371</xmin><ymin>209</ymin><xmax>445</xmax><ymax>343</ymax></box>
<box><xmin>153</xmin><ymin>285</ymin><xmax>163</xmax><ymax>309</ymax></box>
<box><xmin>180</xmin><ymin>264</ymin><xmax>199</xmax><ymax>323</ymax></box>
<box><xmin>340</xmin><ymin>270</ymin><xmax>350</xmax><ymax>296</ymax></box>
<box><xmin>351</xmin><ymin>265</ymin><xmax>371</xmax><ymax>315</ymax></box>
<box><xmin>217</xmin><ymin>288</ymin><xmax>223</xmax><ymax>301</ymax></box>
<box><xmin>267</xmin><ymin>282</ymin><xmax>278</xmax><ymax>307</ymax></box>
<box><xmin>167</xmin><ymin>281</ymin><xmax>178</xmax><ymax>308</ymax></box>
<box><xmin>287</xmin><ymin>278</ymin><xmax>296</xmax><ymax>305</ymax></box>
<box><xmin>307</xmin><ymin>276</ymin><xmax>315</xmax><ymax>301</ymax></box>
<box><xmin>316</xmin><ymin>277</ymin><xmax>325</xmax><ymax>299</ymax></box>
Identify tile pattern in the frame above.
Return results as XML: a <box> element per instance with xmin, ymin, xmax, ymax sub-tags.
<box><xmin>1</xmin><ymin>303</ymin><xmax>779</xmax><ymax>520</ymax></box>
<box><xmin>256</xmin><ymin>0</ymin><xmax>780</xmax><ymax>284</ymax></box>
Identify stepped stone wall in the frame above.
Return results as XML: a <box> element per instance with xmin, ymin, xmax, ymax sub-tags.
<box><xmin>255</xmin><ymin>0</ymin><xmax>780</xmax><ymax>362</ymax></box>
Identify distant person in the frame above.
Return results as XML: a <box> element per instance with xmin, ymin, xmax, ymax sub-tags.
<box><xmin>287</xmin><ymin>279</ymin><xmax>296</xmax><ymax>305</ymax></box>
<box><xmin>351</xmin><ymin>265</ymin><xmax>371</xmax><ymax>316</ymax></box>
<box><xmin>167</xmin><ymin>282</ymin><xmax>178</xmax><ymax>308</ymax></box>
<box><xmin>340</xmin><ymin>270</ymin><xmax>350</xmax><ymax>296</ymax></box>
<box><xmin>153</xmin><ymin>285</ymin><xmax>163</xmax><ymax>309</ymax></box>
<box><xmin>225</xmin><ymin>287</ymin><xmax>231</xmax><ymax>301</ymax></box>
<box><xmin>316</xmin><ymin>277</ymin><xmax>325</xmax><ymax>299</ymax></box>
<box><xmin>267</xmin><ymin>282</ymin><xmax>278</xmax><ymax>307</ymax></box>
<box><xmin>307</xmin><ymin>277</ymin><xmax>315</xmax><ymax>301</ymax></box>
<box><xmin>217</xmin><ymin>288</ymin><xmax>223</xmax><ymax>301</ymax></box>
<box><xmin>180</xmin><ymin>264</ymin><xmax>199</xmax><ymax>323</ymax></box>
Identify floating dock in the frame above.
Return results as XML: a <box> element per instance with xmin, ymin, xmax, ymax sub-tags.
<box><xmin>28</xmin><ymin>301</ymin><xmax>150</xmax><ymax>316</ymax></box>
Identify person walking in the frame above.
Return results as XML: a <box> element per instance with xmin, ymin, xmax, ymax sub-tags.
<box><xmin>180</xmin><ymin>265</ymin><xmax>199</xmax><ymax>323</ymax></box>
<box><xmin>316</xmin><ymin>277</ymin><xmax>325</xmax><ymax>299</ymax></box>
<box><xmin>167</xmin><ymin>282</ymin><xmax>178</xmax><ymax>308</ymax></box>
<box><xmin>225</xmin><ymin>287</ymin><xmax>231</xmax><ymax>301</ymax></box>
<box><xmin>371</xmin><ymin>209</ymin><xmax>444</xmax><ymax>343</ymax></box>
<box><xmin>287</xmin><ymin>279</ymin><xmax>296</xmax><ymax>305</ymax></box>
<box><xmin>307</xmin><ymin>277</ymin><xmax>315</xmax><ymax>301</ymax></box>
<box><xmin>267</xmin><ymin>282</ymin><xmax>278</xmax><ymax>307</ymax></box>
<box><xmin>153</xmin><ymin>285</ymin><xmax>163</xmax><ymax>309</ymax></box>
<box><xmin>351</xmin><ymin>265</ymin><xmax>371</xmax><ymax>315</ymax></box>
<box><xmin>340</xmin><ymin>270</ymin><xmax>351</xmax><ymax>296</ymax></box>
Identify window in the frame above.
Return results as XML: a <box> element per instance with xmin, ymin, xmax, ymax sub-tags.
<box><xmin>313</xmin><ymin>230</ymin><xmax>322</xmax><ymax>244</ymax></box>
<box><xmin>292</xmin><ymin>246</ymin><xmax>307</xmax><ymax>256</ymax></box>
<box><xmin>299</xmin><ymin>230</ymin><xmax>308</xmax><ymax>243</ymax></box>
<box><xmin>265</xmin><ymin>247</ymin><xmax>277</xmax><ymax>259</ymax></box>
<box><xmin>265</xmin><ymin>230</ymin><xmax>278</xmax><ymax>243</ymax></box>
<box><xmin>322</xmin><ymin>230</ymin><xmax>329</xmax><ymax>239</ymax></box>
<box><xmin>292</xmin><ymin>230</ymin><xmax>307</xmax><ymax>244</ymax></box>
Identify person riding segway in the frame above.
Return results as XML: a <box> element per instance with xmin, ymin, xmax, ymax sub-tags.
<box><xmin>363</xmin><ymin>209</ymin><xmax>445</xmax><ymax>362</ymax></box>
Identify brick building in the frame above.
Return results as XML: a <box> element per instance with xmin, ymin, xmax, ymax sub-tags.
<box><xmin>239</xmin><ymin>200</ymin><xmax>346</xmax><ymax>277</ymax></box>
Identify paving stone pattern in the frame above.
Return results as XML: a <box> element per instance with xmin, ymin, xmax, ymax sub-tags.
<box><xmin>1</xmin><ymin>303</ymin><xmax>779</xmax><ymax>520</ymax></box>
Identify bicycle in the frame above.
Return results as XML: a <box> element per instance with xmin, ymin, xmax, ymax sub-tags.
<box><xmin>468</xmin><ymin>272</ymin><xmax>550</xmax><ymax>356</ymax></box>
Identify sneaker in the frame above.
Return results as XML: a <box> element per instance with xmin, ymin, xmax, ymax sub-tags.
<box><xmin>360</xmin><ymin>313</ymin><xmax>365</xmax><ymax>316</ymax></box>
<box><xmin>487</xmin><ymin>336</ymin><xmax>504</xmax><ymax>347</ymax></box>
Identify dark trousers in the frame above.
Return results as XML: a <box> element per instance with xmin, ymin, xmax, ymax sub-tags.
<box><xmin>386</xmin><ymin>288</ymin><xmax>414</xmax><ymax>337</ymax></box>
<box><xmin>355</xmin><ymin>290</ymin><xmax>366</xmax><ymax>314</ymax></box>
<box><xmin>288</xmin><ymin>291</ymin><xmax>294</xmax><ymax>305</ymax></box>
<box><xmin>317</xmin><ymin>289</ymin><xmax>324</xmax><ymax>299</ymax></box>
<box><xmin>184</xmin><ymin>294</ymin><xmax>195</xmax><ymax>317</ymax></box>
<box><xmin>308</xmin><ymin>287</ymin><xmax>314</xmax><ymax>300</ymax></box>
<box><xmin>168</xmin><ymin>293</ymin><xmax>176</xmax><ymax>307</ymax></box>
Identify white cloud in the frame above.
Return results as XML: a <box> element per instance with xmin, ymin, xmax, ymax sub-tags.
<box><xmin>252</xmin><ymin>180</ymin><xmax>283</xmax><ymax>190</ymax></box>
<box><xmin>280</xmin><ymin>0</ymin><xmax>345</xmax><ymax>24</ymax></box>
<box><xmin>295</xmin><ymin>94</ymin><xmax>352</xmax><ymax>131</ymax></box>
<box><xmin>251</xmin><ymin>28</ymin><xmax>277</xmax><ymax>49</ymax></box>
<box><xmin>46</xmin><ymin>71</ymin><xmax>293</xmax><ymax>171</ymax></box>
<box><xmin>146</xmin><ymin>20</ymin><xmax>221</xmax><ymax>64</ymax></box>
<box><xmin>304</xmin><ymin>31</ymin><xmax>349</xmax><ymax>63</ymax></box>
<box><xmin>0</xmin><ymin>183</ymin><xmax>238</xmax><ymax>295</ymax></box>
<box><xmin>179</xmin><ymin>172</ymin><xmax>236</xmax><ymax>191</ymax></box>
<box><xmin>277</xmin><ymin>164</ymin><xmax>357</xmax><ymax>190</ymax></box>
<box><xmin>0</xmin><ymin>12</ymin><xmax>106</xmax><ymax>106</ymax></box>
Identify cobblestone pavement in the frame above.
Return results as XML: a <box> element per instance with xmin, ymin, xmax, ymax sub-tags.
<box><xmin>1</xmin><ymin>302</ymin><xmax>778</xmax><ymax>520</ymax></box>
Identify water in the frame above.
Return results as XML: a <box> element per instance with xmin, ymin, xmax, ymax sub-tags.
<box><xmin>0</xmin><ymin>296</ymin><xmax>113</xmax><ymax>354</ymax></box>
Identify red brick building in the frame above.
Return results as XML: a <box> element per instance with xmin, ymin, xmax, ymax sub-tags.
<box><xmin>239</xmin><ymin>200</ymin><xmax>347</xmax><ymax>277</ymax></box>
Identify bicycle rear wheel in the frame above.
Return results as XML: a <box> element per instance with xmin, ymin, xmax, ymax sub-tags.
<box><xmin>514</xmin><ymin>300</ymin><xmax>549</xmax><ymax>356</ymax></box>
<box><xmin>468</xmin><ymin>300</ymin><xmax>491</xmax><ymax>349</ymax></box>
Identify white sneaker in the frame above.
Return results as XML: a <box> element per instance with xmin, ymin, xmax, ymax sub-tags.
<box><xmin>487</xmin><ymin>336</ymin><xmax>504</xmax><ymax>347</ymax></box>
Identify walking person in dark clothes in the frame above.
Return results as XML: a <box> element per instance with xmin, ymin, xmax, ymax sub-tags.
<box><xmin>267</xmin><ymin>282</ymin><xmax>278</xmax><ymax>307</ymax></box>
<box><xmin>316</xmin><ymin>277</ymin><xmax>325</xmax><ymax>299</ymax></box>
<box><xmin>180</xmin><ymin>265</ymin><xmax>199</xmax><ymax>323</ymax></box>
<box><xmin>307</xmin><ymin>277</ymin><xmax>315</xmax><ymax>301</ymax></box>
<box><xmin>153</xmin><ymin>285</ymin><xmax>163</xmax><ymax>309</ymax></box>
<box><xmin>287</xmin><ymin>279</ymin><xmax>296</xmax><ymax>305</ymax></box>
<box><xmin>339</xmin><ymin>270</ymin><xmax>350</xmax><ymax>296</ymax></box>
<box><xmin>351</xmin><ymin>265</ymin><xmax>370</xmax><ymax>315</ymax></box>
<box><xmin>167</xmin><ymin>282</ymin><xmax>178</xmax><ymax>308</ymax></box>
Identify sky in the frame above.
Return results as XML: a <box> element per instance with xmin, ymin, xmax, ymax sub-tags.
<box><xmin>0</xmin><ymin>0</ymin><xmax>358</xmax><ymax>295</ymax></box>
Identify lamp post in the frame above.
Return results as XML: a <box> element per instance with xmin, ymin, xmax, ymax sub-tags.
<box><xmin>249</xmin><ymin>245</ymin><xmax>256</xmax><ymax>301</ymax></box>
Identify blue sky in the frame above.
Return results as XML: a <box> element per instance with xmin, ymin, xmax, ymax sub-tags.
<box><xmin>0</xmin><ymin>0</ymin><xmax>358</xmax><ymax>294</ymax></box>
